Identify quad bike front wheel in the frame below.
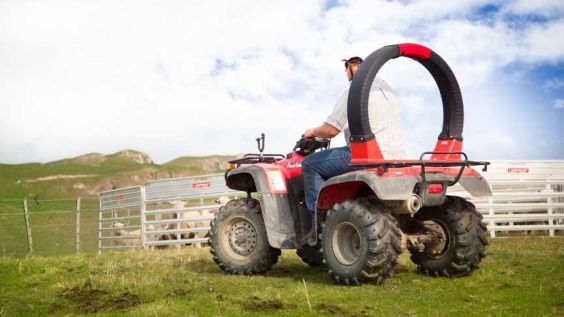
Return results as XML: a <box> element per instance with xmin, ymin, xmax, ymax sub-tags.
<box><xmin>409</xmin><ymin>196</ymin><xmax>488</xmax><ymax>277</ymax></box>
<box><xmin>209</xmin><ymin>198</ymin><xmax>280</xmax><ymax>274</ymax></box>
<box><xmin>321</xmin><ymin>198</ymin><xmax>402</xmax><ymax>285</ymax></box>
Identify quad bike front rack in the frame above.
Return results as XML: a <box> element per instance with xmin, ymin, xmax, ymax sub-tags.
<box><xmin>229</xmin><ymin>153</ymin><xmax>285</xmax><ymax>166</ymax></box>
<box><xmin>229</xmin><ymin>133</ymin><xmax>285</xmax><ymax>166</ymax></box>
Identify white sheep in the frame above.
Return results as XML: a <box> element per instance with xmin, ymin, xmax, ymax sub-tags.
<box><xmin>214</xmin><ymin>196</ymin><xmax>231</xmax><ymax>206</ymax></box>
<box><xmin>152</xmin><ymin>201</ymin><xmax>195</xmax><ymax>248</ymax></box>
<box><xmin>111</xmin><ymin>222</ymin><xmax>155</xmax><ymax>247</ymax></box>
<box><xmin>157</xmin><ymin>222</ymin><xmax>193</xmax><ymax>245</ymax></box>
<box><xmin>156</xmin><ymin>197</ymin><xmax>231</xmax><ymax>248</ymax></box>
<box><xmin>177</xmin><ymin>210</ymin><xmax>209</xmax><ymax>248</ymax></box>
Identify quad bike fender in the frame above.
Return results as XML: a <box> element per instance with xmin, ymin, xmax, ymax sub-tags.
<box><xmin>226</xmin><ymin>166</ymin><xmax>264</xmax><ymax>193</ymax></box>
<box><xmin>315</xmin><ymin>170</ymin><xmax>492</xmax><ymax>210</ymax></box>
<box><xmin>226</xmin><ymin>165</ymin><xmax>299</xmax><ymax>249</ymax></box>
<box><xmin>316</xmin><ymin>171</ymin><xmax>419</xmax><ymax>210</ymax></box>
<box><xmin>458</xmin><ymin>175</ymin><xmax>492</xmax><ymax>197</ymax></box>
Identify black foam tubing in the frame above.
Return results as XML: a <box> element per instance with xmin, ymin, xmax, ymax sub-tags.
<box><xmin>347</xmin><ymin>45</ymin><xmax>464</xmax><ymax>142</ymax></box>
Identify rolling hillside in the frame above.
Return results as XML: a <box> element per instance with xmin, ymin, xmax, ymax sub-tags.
<box><xmin>0</xmin><ymin>150</ymin><xmax>237</xmax><ymax>202</ymax></box>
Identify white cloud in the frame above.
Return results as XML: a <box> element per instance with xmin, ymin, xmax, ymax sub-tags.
<box><xmin>0</xmin><ymin>0</ymin><xmax>563</xmax><ymax>163</ymax></box>
<box><xmin>543</xmin><ymin>78</ymin><xmax>564</xmax><ymax>90</ymax></box>
<box><xmin>554</xmin><ymin>99</ymin><xmax>564</xmax><ymax>109</ymax></box>
<box><xmin>519</xmin><ymin>18</ymin><xmax>564</xmax><ymax>63</ymax></box>
<box><xmin>504</xmin><ymin>0</ymin><xmax>564</xmax><ymax>17</ymax></box>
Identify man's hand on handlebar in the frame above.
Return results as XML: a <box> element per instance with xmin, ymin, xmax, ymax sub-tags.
<box><xmin>302</xmin><ymin>123</ymin><xmax>340</xmax><ymax>139</ymax></box>
<box><xmin>294</xmin><ymin>136</ymin><xmax>331</xmax><ymax>156</ymax></box>
<box><xmin>303</xmin><ymin>128</ymin><xmax>315</xmax><ymax>139</ymax></box>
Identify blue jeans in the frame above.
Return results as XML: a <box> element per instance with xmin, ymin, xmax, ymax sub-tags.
<box><xmin>302</xmin><ymin>146</ymin><xmax>351</xmax><ymax>214</ymax></box>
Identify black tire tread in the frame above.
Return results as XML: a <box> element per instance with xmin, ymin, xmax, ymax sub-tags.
<box><xmin>322</xmin><ymin>198</ymin><xmax>402</xmax><ymax>285</ymax></box>
<box><xmin>209</xmin><ymin>198</ymin><xmax>280</xmax><ymax>275</ymax></box>
<box><xmin>410</xmin><ymin>196</ymin><xmax>488</xmax><ymax>277</ymax></box>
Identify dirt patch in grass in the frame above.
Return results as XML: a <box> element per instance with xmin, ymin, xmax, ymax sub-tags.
<box><xmin>244</xmin><ymin>296</ymin><xmax>284</xmax><ymax>312</ymax></box>
<box><xmin>315</xmin><ymin>303</ymin><xmax>374</xmax><ymax>317</ymax></box>
<box><xmin>56</xmin><ymin>280</ymin><xmax>142</xmax><ymax>313</ymax></box>
<box><xmin>316</xmin><ymin>303</ymin><xmax>347</xmax><ymax>315</ymax></box>
<box><xmin>168</xmin><ymin>287</ymin><xmax>188</xmax><ymax>297</ymax></box>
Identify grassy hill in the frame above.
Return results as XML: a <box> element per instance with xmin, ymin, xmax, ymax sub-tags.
<box><xmin>0</xmin><ymin>150</ymin><xmax>237</xmax><ymax>202</ymax></box>
<box><xmin>0</xmin><ymin>150</ymin><xmax>238</xmax><ymax>256</ymax></box>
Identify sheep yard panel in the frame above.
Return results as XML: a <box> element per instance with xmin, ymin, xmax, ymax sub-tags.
<box><xmin>98</xmin><ymin>175</ymin><xmax>241</xmax><ymax>252</ymax></box>
<box><xmin>144</xmin><ymin>174</ymin><xmax>237</xmax><ymax>202</ymax></box>
<box><xmin>98</xmin><ymin>186</ymin><xmax>144</xmax><ymax>252</ymax></box>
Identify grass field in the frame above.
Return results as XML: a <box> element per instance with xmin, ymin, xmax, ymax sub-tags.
<box><xmin>1</xmin><ymin>237</ymin><xmax>563</xmax><ymax>316</ymax></box>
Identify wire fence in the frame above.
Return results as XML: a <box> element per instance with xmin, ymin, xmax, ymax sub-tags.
<box><xmin>0</xmin><ymin>197</ymin><xmax>100</xmax><ymax>257</ymax></box>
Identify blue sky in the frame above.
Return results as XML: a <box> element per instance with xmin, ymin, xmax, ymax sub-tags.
<box><xmin>0</xmin><ymin>0</ymin><xmax>563</xmax><ymax>164</ymax></box>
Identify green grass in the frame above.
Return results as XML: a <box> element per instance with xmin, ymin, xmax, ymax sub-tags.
<box><xmin>0</xmin><ymin>237</ymin><xmax>563</xmax><ymax>316</ymax></box>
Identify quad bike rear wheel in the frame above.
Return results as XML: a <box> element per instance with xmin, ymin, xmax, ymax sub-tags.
<box><xmin>410</xmin><ymin>196</ymin><xmax>488</xmax><ymax>277</ymax></box>
<box><xmin>209</xmin><ymin>198</ymin><xmax>280</xmax><ymax>274</ymax></box>
<box><xmin>321</xmin><ymin>198</ymin><xmax>402</xmax><ymax>285</ymax></box>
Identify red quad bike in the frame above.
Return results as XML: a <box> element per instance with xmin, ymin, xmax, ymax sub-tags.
<box><xmin>209</xmin><ymin>43</ymin><xmax>491</xmax><ymax>285</ymax></box>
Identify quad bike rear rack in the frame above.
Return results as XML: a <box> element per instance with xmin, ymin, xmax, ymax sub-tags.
<box><xmin>351</xmin><ymin>151</ymin><xmax>490</xmax><ymax>186</ymax></box>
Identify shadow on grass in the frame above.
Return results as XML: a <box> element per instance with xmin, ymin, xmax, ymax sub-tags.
<box><xmin>189</xmin><ymin>254</ymin><xmax>415</xmax><ymax>287</ymax></box>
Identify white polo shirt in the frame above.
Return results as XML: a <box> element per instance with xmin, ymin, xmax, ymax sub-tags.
<box><xmin>325</xmin><ymin>78</ymin><xmax>406</xmax><ymax>159</ymax></box>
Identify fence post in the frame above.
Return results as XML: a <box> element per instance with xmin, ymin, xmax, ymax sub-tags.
<box><xmin>22</xmin><ymin>198</ymin><xmax>33</xmax><ymax>253</ymax></box>
<box><xmin>547</xmin><ymin>183</ymin><xmax>554</xmax><ymax>237</ymax></box>
<box><xmin>488</xmin><ymin>196</ymin><xmax>496</xmax><ymax>238</ymax></box>
<box><xmin>97</xmin><ymin>209</ymin><xmax>102</xmax><ymax>254</ymax></box>
<box><xmin>76</xmin><ymin>196</ymin><xmax>81</xmax><ymax>254</ymax></box>
<box><xmin>140</xmin><ymin>187</ymin><xmax>146</xmax><ymax>249</ymax></box>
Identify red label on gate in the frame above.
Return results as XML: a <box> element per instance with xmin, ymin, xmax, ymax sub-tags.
<box><xmin>192</xmin><ymin>181</ymin><xmax>211</xmax><ymax>188</ymax></box>
<box><xmin>508</xmin><ymin>168</ymin><xmax>529</xmax><ymax>173</ymax></box>
<box><xmin>116</xmin><ymin>194</ymin><xmax>123</xmax><ymax>202</ymax></box>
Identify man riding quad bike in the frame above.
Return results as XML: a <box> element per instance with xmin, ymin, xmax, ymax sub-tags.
<box><xmin>209</xmin><ymin>43</ymin><xmax>491</xmax><ymax>285</ymax></box>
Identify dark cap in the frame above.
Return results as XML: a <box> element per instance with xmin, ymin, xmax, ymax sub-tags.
<box><xmin>341</xmin><ymin>56</ymin><xmax>363</xmax><ymax>69</ymax></box>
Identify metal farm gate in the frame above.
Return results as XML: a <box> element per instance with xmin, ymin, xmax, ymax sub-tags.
<box><xmin>98</xmin><ymin>161</ymin><xmax>564</xmax><ymax>252</ymax></box>
<box><xmin>98</xmin><ymin>174</ymin><xmax>239</xmax><ymax>253</ymax></box>
<box><xmin>99</xmin><ymin>186</ymin><xmax>144</xmax><ymax>252</ymax></box>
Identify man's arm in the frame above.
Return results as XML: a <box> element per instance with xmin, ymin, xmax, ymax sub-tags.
<box><xmin>303</xmin><ymin>123</ymin><xmax>340</xmax><ymax>139</ymax></box>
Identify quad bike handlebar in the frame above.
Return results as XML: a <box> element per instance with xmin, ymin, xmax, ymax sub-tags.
<box><xmin>228</xmin><ymin>135</ymin><xmax>330</xmax><ymax>167</ymax></box>
<box><xmin>293</xmin><ymin>137</ymin><xmax>331</xmax><ymax>156</ymax></box>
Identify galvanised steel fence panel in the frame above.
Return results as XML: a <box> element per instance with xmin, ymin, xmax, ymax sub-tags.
<box><xmin>140</xmin><ymin>175</ymin><xmax>244</xmax><ymax>249</ymax></box>
<box><xmin>144</xmin><ymin>174</ymin><xmax>238</xmax><ymax>203</ymax></box>
<box><xmin>99</xmin><ymin>186</ymin><xmax>144</xmax><ymax>210</ymax></box>
<box><xmin>98</xmin><ymin>186</ymin><xmax>144</xmax><ymax>253</ymax></box>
